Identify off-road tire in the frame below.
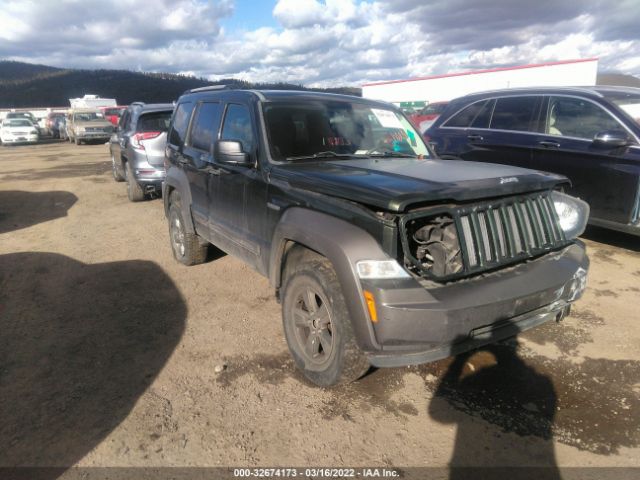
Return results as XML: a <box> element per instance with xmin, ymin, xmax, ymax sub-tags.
<box><xmin>168</xmin><ymin>192</ymin><xmax>208</xmax><ymax>266</ymax></box>
<box><xmin>282</xmin><ymin>251</ymin><xmax>370</xmax><ymax>387</ymax></box>
<box><xmin>125</xmin><ymin>161</ymin><xmax>145</xmax><ymax>202</ymax></box>
<box><xmin>111</xmin><ymin>153</ymin><xmax>125</xmax><ymax>182</ymax></box>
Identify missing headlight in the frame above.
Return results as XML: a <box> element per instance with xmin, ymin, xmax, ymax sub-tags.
<box><xmin>405</xmin><ymin>215</ymin><xmax>463</xmax><ymax>277</ymax></box>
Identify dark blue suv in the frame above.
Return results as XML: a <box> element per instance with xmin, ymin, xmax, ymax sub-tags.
<box><xmin>426</xmin><ymin>86</ymin><xmax>640</xmax><ymax>235</ymax></box>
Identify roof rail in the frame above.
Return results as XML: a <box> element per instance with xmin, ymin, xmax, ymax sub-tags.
<box><xmin>186</xmin><ymin>85</ymin><xmax>230</xmax><ymax>94</ymax></box>
<box><xmin>130</xmin><ymin>101</ymin><xmax>145</xmax><ymax>107</ymax></box>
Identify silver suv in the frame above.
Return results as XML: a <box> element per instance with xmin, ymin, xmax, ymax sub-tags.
<box><xmin>109</xmin><ymin>103</ymin><xmax>174</xmax><ymax>201</ymax></box>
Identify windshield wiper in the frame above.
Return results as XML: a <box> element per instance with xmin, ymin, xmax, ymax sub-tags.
<box><xmin>285</xmin><ymin>151</ymin><xmax>360</xmax><ymax>161</ymax></box>
<box><xmin>363</xmin><ymin>148</ymin><xmax>418</xmax><ymax>158</ymax></box>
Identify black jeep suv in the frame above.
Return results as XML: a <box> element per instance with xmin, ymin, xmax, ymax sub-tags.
<box><xmin>163</xmin><ymin>87</ymin><xmax>590</xmax><ymax>386</ymax></box>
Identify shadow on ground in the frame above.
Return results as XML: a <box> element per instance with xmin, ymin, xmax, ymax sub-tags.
<box><xmin>0</xmin><ymin>162</ymin><xmax>110</xmax><ymax>182</ymax></box>
<box><xmin>0</xmin><ymin>252</ymin><xmax>187</xmax><ymax>472</ymax></box>
<box><xmin>582</xmin><ymin>225</ymin><xmax>640</xmax><ymax>253</ymax></box>
<box><xmin>0</xmin><ymin>190</ymin><xmax>78</xmax><ymax>234</ymax></box>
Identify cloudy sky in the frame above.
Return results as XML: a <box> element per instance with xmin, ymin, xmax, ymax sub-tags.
<box><xmin>0</xmin><ymin>0</ymin><xmax>638</xmax><ymax>86</ymax></box>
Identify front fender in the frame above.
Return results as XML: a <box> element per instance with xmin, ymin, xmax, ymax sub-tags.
<box><xmin>269</xmin><ymin>207</ymin><xmax>389</xmax><ymax>352</ymax></box>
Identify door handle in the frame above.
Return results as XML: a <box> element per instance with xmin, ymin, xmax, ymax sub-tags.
<box><xmin>467</xmin><ymin>134</ymin><xmax>483</xmax><ymax>142</ymax></box>
<box><xmin>538</xmin><ymin>140</ymin><xmax>560</xmax><ymax>148</ymax></box>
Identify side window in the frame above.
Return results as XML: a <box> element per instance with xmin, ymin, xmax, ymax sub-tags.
<box><xmin>168</xmin><ymin>101</ymin><xmax>195</xmax><ymax>147</ymax></box>
<box><xmin>189</xmin><ymin>102</ymin><xmax>222</xmax><ymax>152</ymax></box>
<box><xmin>470</xmin><ymin>99</ymin><xmax>495</xmax><ymax>128</ymax></box>
<box><xmin>220</xmin><ymin>104</ymin><xmax>254</xmax><ymax>152</ymax></box>
<box><xmin>547</xmin><ymin>96</ymin><xmax>624</xmax><ymax>139</ymax></box>
<box><xmin>443</xmin><ymin>100</ymin><xmax>487</xmax><ymax>128</ymax></box>
<box><xmin>490</xmin><ymin>96</ymin><xmax>539</xmax><ymax>132</ymax></box>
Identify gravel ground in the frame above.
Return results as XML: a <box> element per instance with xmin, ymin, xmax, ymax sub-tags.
<box><xmin>1</xmin><ymin>140</ymin><xmax>639</xmax><ymax>476</ymax></box>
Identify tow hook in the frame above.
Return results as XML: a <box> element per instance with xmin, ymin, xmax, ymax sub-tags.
<box><xmin>556</xmin><ymin>305</ymin><xmax>571</xmax><ymax>322</ymax></box>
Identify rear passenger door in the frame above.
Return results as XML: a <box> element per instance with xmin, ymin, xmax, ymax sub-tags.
<box><xmin>181</xmin><ymin>101</ymin><xmax>223</xmax><ymax>238</ymax></box>
<box><xmin>468</xmin><ymin>96</ymin><xmax>543</xmax><ymax>169</ymax></box>
<box><xmin>433</xmin><ymin>96</ymin><xmax>543</xmax><ymax>170</ymax></box>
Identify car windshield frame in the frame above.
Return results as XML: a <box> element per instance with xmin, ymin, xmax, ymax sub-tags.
<box><xmin>4</xmin><ymin>119</ymin><xmax>33</xmax><ymax>127</ymax></box>
<box><xmin>603</xmin><ymin>92</ymin><xmax>640</xmax><ymax>125</ymax></box>
<box><xmin>261</xmin><ymin>99</ymin><xmax>431</xmax><ymax>163</ymax></box>
<box><xmin>73</xmin><ymin>112</ymin><xmax>105</xmax><ymax>122</ymax></box>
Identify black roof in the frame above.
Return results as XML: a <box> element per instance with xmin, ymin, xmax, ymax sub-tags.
<box><xmin>456</xmin><ymin>85</ymin><xmax>640</xmax><ymax>103</ymax></box>
<box><xmin>181</xmin><ymin>88</ymin><xmax>394</xmax><ymax>109</ymax></box>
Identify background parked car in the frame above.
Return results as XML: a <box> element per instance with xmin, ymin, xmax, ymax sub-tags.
<box><xmin>100</xmin><ymin>106</ymin><xmax>127</xmax><ymax>126</ymax></box>
<box><xmin>410</xmin><ymin>101</ymin><xmax>449</xmax><ymax>133</ymax></box>
<box><xmin>67</xmin><ymin>109</ymin><xmax>114</xmax><ymax>145</ymax></box>
<box><xmin>45</xmin><ymin>112</ymin><xmax>66</xmax><ymax>137</ymax></box>
<box><xmin>5</xmin><ymin>111</ymin><xmax>41</xmax><ymax>135</ymax></box>
<box><xmin>426</xmin><ymin>86</ymin><xmax>640</xmax><ymax>236</ymax></box>
<box><xmin>0</xmin><ymin>118</ymin><xmax>39</xmax><ymax>145</ymax></box>
<box><xmin>109</xmin><ymin>102</ymin><xmax>174</xmax><ymax>201</ymax></box>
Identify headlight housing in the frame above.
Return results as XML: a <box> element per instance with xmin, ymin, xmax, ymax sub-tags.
<box><xmin>356</xmin><ymin>260</ymin><xmax>411</xmax><ymax>279</ymax></box>
<box><xmin>551</xmin><ymin>191</ymin><xmax>589</xmax><ymax>239</ymax></box>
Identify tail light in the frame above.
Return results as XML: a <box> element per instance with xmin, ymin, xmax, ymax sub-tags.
<box><xmin>131</xmin><ymin>131</ymin><xmax>161</xmax><ymax>150</ymax></box>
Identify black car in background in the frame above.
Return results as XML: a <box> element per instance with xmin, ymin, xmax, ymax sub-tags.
<box><xmin>426</xmin><ymin>86</ymin><xmax>640</xmax><ymax>235</ymax></box>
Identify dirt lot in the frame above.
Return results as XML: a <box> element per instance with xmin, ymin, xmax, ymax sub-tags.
<box><xmin>1</xmin><ymin>140</ymin><xmax>639</xmax><ymax>475</ymax></box>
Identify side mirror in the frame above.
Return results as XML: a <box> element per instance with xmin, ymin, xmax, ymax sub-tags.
<box><xmin>592</xmin><ymin>130</ymin><xmax>630</xmax><ymax>149</ymax></box>
<box><xmin>214</xmin><ymin>140</ymin><xmax>251</xmax><ymax>166</ymax></box>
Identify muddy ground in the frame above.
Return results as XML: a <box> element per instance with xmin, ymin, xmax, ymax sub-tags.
<box><xmin>0</xmin><ymin>141</ymin><xmax>639</xmax><ymax>476</ymax></box>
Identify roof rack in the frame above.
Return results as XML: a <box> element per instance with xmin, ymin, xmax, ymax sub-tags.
<box><xmin>186</xmin><ymin>85</ymin><xmax>231</xmax><ymax>94</ymax></box>
<box><xmin>130</xmin><ymin>101</ymin><xmax>145</xmax><ymax>107</ymax></box>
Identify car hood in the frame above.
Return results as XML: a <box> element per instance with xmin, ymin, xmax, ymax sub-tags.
<box><xmin>271</xmin><ymin>158</ymin><xmax>566</xmax><ymax>212</ymax></box>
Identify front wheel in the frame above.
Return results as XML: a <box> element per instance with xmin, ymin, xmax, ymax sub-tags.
<box><xmin>282</xmin><ymin>253</ymin><xmax>370</xmax><ymax>387</ymax></box>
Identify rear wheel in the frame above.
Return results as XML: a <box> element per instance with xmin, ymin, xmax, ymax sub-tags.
<box><xmin>282</xmin><ymin>251</ymin><xmax>369</xmax><ymax>387</ymax></box>
<box><xmin>168</xmin><ymin>192</ymin><xmax>208</xmax><ymax>266</ymax></box>
<box><xmin>125</xmin><ymin>161</ymin><xmax>145</xmax><ymax>202</ymax></box>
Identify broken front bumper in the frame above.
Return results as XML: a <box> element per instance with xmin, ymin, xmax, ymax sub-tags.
<box><xmin>362</xmin><ymin>242</ymin><xmax>589</xmax><ymax>367</ymax></box>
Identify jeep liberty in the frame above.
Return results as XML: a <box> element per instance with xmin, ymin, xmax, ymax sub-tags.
<box><xmin>163</xmin><ymin>88</ymin><xmax>590</xmax><ymax>386</ymax></box>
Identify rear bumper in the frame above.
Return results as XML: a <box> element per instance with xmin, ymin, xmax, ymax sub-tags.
<box><xmin>128</xmin><ymin>151</ymin><xmax>165</xmax><ymax>185</ymax></box>
<box><xmin>362</xmin><ymin>243</ymin><xmax>589</xmax><ymax>367</ymax></box>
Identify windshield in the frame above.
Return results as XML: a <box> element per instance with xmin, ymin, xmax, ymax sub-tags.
<box><xmin>4</xmin><ymin>119</ymin><xmax>33</xmax><ymax>127</ymax></box>
<box><xmin>73</xmin><ymin>112</ymin><xmax>105</xmax><ymax>122</ymax></box>
<box><xmin>263</xmin><ymin>100</ymin><xmax>430</xmax><ymax>161</ymax></box>
<box><xmin>608</xmin><ymin>95</ymin><xmax>640</xmax><ymax>124</ymax></box>
<box><xmin>420</xmin><ymin>103</ymin><xmax>448</xmax><ymax>115</ymax></box>
<box><xmin>104</xmin><ymin>108</ymin><xmax>124</xmax><ymax>116</ymax></box>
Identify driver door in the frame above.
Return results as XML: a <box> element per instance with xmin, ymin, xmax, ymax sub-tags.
<box><xmin>534</xmin><ymin>95</ymin><xmax>639</xmax><ymax>224</ymax></box>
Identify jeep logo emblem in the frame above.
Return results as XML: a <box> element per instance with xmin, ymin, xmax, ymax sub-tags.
<box><xmin>500</xmin><ymin>176</ymin><xmax>519</xmax><ymax>184</ymax></box>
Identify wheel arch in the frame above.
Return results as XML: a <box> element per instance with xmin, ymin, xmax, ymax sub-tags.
<box><xmin>270</xmin><ymin>207</ymin><xmax>389</xmax><ymax>352</ymax></box>
<box><xmin>163</xmin><ymin>167</ymin><xmax>196</xmax><ymax>234</ymax></box>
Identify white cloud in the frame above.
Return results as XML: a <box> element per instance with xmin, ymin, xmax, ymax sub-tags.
<box><xmin>0</xmin><ymin>0</ymin><xmax>639</xmax><ymax>86</ymax></box>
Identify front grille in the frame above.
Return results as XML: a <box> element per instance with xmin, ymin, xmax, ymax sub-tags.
<box><xmin>86</xmin><ymin>127</ymin><xmax>110</xmax><ymax>133</ymax></box>
<box><xmin>401</xmin><ymin>192</ymin><xmax>569</xmax><ymax>282</ymax></box>
<box><xmin>458</xmin><ymin>193</ymin><xmax>565</xmax><ymax>270</ymax></box>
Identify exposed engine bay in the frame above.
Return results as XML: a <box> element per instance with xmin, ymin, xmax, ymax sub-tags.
<box><xmin>403</xmin><ymin>215</ymin><xmax>463</xmax><ymax>278</ymax></box>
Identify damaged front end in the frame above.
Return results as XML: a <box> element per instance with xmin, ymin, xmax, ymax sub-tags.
<box><xmin>399</xmin><ymin>191</ymin><xmax>575</xmax><ymax>282</ymax></box>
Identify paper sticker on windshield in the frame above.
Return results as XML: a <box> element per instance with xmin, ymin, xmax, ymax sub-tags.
<box><xmin>371</xmin><ymin>109</ymin><xmax>403</xmax><ymax>129</ymax></box>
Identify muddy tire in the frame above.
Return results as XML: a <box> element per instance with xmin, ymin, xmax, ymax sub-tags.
<box><xmin>168</xmin><ymin>192</ymin><xmax>208</xmax><ymax>266</ymax></box>
<box><xmin>282</xmin><ymin>252</ymin><xmax>369</xmax><ymax>387</ymax></box>
<box><xmin>125</xmin><ymin>161</ymin><xmax>145</xmax><ymax>202</ymax></box>
<box><xmin>111</xmin><ymin>153</ymin><xmax>125</xmax><ymax>182</ymax></box>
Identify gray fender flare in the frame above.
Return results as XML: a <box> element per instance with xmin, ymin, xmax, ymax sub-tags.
<box><xmin>269</xmin><ymin>207</ymin><xmax>389</xmax><ymax>352</ymax></box>
<box><xmin>163</xmin><ymin>168</ymin><xmax>195</xmax><ymax>234</ymax></box>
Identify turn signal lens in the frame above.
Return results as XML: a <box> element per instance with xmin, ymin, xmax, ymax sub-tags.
<box><xmin>363</xmin><ymin>290</ymin><xmax>378</xmax><ymax>323</ymax></box>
